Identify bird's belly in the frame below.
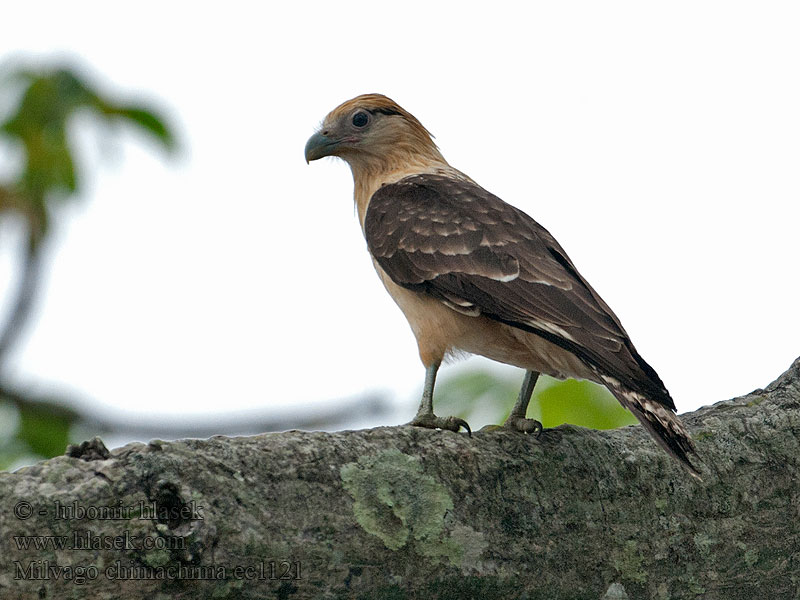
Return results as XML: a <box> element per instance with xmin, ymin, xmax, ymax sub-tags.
<box><xmin>455</xmin><ymin>321</ymin><xmax>594</xmax><ymax>382</ymax></box>
<box><xmin>374</xmin><ymin>268</ymin><xmax>472</xmax><ymax>366</ymax></box>
<box><xmin>373</xmin><ymin>262</ymin><xmax>594</xmax><ymax>380</ymax></box>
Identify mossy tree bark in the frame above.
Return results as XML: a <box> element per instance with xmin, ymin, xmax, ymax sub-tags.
<box><xmin>2</xmin><ymin>358</ymin><xmax>799</xmax><ymax>600</ymax></box>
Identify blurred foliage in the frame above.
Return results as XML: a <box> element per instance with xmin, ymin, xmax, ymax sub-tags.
<box><xmin>0</xmin><ymin>64</ymin><xmax>175</xmax><ymax>240</ymax></box>
<box><xmin>0</xmin><ymin>59</ymin><xmax>175</xmax><ymax>470</ymax></box>
<box><xmin>532</xmin><ymin>377</ymin><xmax>638</xmax><ymax>429</ymax></box>
<box><xmin>435</xmin><ymin>368</ymin><xmax>638</xmax><ymax>431</ymax></box>
<box><xmin>0</xmin><ymin>390</ymin><xmax>80</xmax><ymax>470</ymax></box>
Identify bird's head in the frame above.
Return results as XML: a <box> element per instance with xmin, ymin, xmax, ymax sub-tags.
<box><xmin>305</xmin><ymin>94</ymin><xmax>445</xmax><ymax>173</ymax></box>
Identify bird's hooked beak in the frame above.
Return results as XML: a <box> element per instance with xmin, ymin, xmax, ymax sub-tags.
<box><xmin>304</xmin><ymin>131</ymin><xmax>340</xmax><ymax>164</ymax></box>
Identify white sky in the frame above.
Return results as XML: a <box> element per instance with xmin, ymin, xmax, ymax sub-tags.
<box><xmin>1</xmin><ymin>2</ymin><xmax>798</xmax><ymax>430</ymax></box>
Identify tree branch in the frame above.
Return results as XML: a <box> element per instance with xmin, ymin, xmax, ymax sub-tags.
<box><xmin>2</xmin><ymin>358</ymin><xmax>799</xmax><ymax>599</ymax></box>
<box><xmin>0</xmin><ymin>381</ymin><xmax>390</xmax><ymax>440</ymax></box>
<box><xmin>0</xmin><ymin>234</ymin><xmax>44</xmax><ymax>372</ymax></box>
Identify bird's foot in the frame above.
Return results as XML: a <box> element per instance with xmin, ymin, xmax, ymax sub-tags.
<box><xmin>410</xmin><ymin>413</ymin><xmax>471</xmax><ymax>436</ymax></box>
<box><xmin>503</xmin><ymin>417</ymin><xmax>543</xmax><ymax>437</ymax></box>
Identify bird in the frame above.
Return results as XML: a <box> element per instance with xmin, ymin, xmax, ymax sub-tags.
<box><xmin>305</xmin><ymin>93</ymin><xmax>700</xmax><ymax>477</ymax></box>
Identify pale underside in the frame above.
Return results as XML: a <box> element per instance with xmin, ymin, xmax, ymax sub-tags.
<box><xmin>374</xmin><ymin>261</ymin><xmax>593</xmax><ymax>381</ymax></box>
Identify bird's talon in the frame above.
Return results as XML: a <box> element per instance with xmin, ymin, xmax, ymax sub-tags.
<box><xmin>450</xmin><ymin>417</ymin><xmax>472</xmax><ymax>436</ymax></box>
<box><xmin>504</xmin><ymin>417</ymin><xmax>543</xmax><ymax>437</ymax></box>
<box><xmin>411</xmin><ymin>414</ymin><xmax>471</xmax><ymax>435</ymax></box>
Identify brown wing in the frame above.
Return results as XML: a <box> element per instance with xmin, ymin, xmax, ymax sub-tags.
<box><xmin>365</xmin><ymin>173</ymin><xmax>674</xmax><ymax>409</ymax></box>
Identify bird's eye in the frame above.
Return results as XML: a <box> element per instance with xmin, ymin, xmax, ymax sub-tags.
<box><xmin>352</xmin><ymin>112</ymin><xmax>369</xmax><ymax>127</ymax></box>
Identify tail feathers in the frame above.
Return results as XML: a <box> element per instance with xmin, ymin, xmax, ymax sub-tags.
<box><xmin>614</xmin><ymin>389</ymin><xmax>701</xmax><ymax>479</ymax></box>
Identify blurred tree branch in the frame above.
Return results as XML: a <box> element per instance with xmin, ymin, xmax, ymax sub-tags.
<box><xmin>0</xmin><ymin>380</ymin><xmax>389</xmax><ymax>441</ymax></box>
<box><xmin>0</xmin><ymin>231</ymin><xmax>44</xmax><ymax>369</ymax></box>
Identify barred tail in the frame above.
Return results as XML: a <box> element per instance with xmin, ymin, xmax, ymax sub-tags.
<box><xmin>613</xmin><ymin>389</ymin><xmax>701</xmax><ymax>479</ymax></box>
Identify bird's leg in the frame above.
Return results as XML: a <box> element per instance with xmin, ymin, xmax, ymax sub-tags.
<box><xmin>409</xmin><ymin>362</ymin><xmax>471</xmax><ymax>435</ymax></box>
<box><xmin>503</xmin><ymin>370</ymin><xmax>543</xmax><ymax>435</ymax></box>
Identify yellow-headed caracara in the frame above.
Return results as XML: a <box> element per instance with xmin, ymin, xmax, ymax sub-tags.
<box><xmin>305</xmin><ymin>94</ymin><xmax>700</xmax><ymax>476</ymax></box>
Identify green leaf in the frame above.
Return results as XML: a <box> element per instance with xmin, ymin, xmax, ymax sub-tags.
<box><xmin>16</xmin><ymin>402</ymin><xmax>74</xmax><ymax>458</ymax></box>
<box><xmin>433</xmin><ymin>369</ymin><xmax>638</xmax><ymax>431</ymax></box>
<box><xmin>23</xmin><ymin>128</ymin><xmax>77</xmax><ymax>196</ymax></box>
<box><xmin>531</xmin><ymin>378</ymin><xmax>638</xmax><ymax>430</ymax></box>
<box><xmin>108</xmin><ymin>105</ymin><xmax>176</xmax><ymax>151</ymax></box>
